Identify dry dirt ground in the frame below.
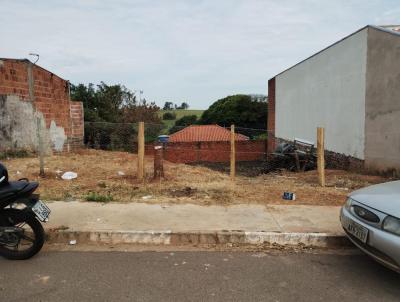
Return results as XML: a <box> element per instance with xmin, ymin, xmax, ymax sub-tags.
<box><xmin>2</xmin><ymin>149</ymin><xmax>391</xmax><ymax>206</ymax></box>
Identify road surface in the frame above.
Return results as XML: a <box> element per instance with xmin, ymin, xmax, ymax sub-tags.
<box><xmin>1</xmin><ymin>249</ymin><xmax>399</xmax><ymax>301</ymax></box>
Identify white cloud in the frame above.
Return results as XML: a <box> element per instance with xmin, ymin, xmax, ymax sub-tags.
<box><xmin>0</xmin><ymin>0</ymin><xmax>399</xmax><ymax>108</ymax></box>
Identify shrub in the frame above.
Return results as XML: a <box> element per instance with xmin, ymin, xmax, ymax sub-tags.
<box><xmin>162</xmin><ymin>112</ymin><xmax>176</xmax><ymax>120</ymax></box>
<box><xmin>169</xmin><ymin>115</ymin><xmax>198</xmax><ymax>134</ymax></box>
<box><xmin>84</xmin><ymin>122</ymin><xmax>137</xmax><ymax>152</ymax></box>
<box><xmin>85</xmin><ymin>192</ymin><xmax>113</xmax><ymax>202</ymax></box>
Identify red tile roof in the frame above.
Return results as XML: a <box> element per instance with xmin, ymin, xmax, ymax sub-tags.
<box><xmin>169</xmin><ymin>125</ymin><xmax>249</xmax><ymax>142</ymax></box>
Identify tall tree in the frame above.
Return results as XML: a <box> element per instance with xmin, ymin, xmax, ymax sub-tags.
<box><xmin>94</xmin><ymin>82</ymin><xmax>136</xmax><ymax>123</ymax></box>
<box><xmin>178</xmin><ymin>102</ymin><xmax>189</xmax><ymax>109</ymax></box>
<box><xmin>163</xmin><ymin>102</ymin><xmax>174</xmax><ymax>110</ymax></box>
<box><xmin>70</xmin><ymin>82</ymin><xmax>162</xmax><ymax>149</ymax></box>
<box><xmin>70</xmin><ymin>82</ymin><xmax>160</xmax><ymax>124</ymax></box>
<box><xmin>199</xmin><ymin>94</ymin><xmax>268</xmax><ymax>137</ymax></box>
<box><xmin>69</xmin><ymin>83</ymin><xmax>99</xmax><ymax>121</ymax></box>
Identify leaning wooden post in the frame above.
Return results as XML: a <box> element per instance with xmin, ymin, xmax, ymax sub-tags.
<box><xmin>137</xmin><ymin>121</ymin><xmax>145</xmax><ymax>181</ymax></box>
<box><xmin>230</xmin><ymin>124</ymin><xmax>236</xmax><ymax>181</ymax></box>
<box><xmin>317</xmin><ymin>127</ymin><xmax>325</xmax><ymax>187</ymax></box>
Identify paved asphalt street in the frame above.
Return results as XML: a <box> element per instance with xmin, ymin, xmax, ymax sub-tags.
<box><xmin>1</xmin><ymin>250</ymin><xmax>399</xmax><ymax>302</ymax></box>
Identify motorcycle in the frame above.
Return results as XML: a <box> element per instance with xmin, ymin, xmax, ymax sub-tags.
<box><xmin>0</xmin><ymin>163</ymin><xmax>50</xmax><ymax>260</ymax></box>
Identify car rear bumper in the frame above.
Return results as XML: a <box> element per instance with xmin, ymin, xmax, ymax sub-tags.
<box><xmin>340</xmin><ymin>207</ymin><xmax>400</xmax><ymax>273</ymax></box>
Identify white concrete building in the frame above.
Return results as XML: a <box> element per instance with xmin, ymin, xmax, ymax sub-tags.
<box><xmin>267</xmin><ymin>25</ymin><xmax>400</xmax><ymax>173</ymax></box>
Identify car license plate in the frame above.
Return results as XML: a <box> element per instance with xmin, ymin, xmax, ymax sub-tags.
<box><xmin>32</xmin><ymin>200</ymin><xmax>51</xmax><ymax>222</ymax></box>
<box><xmin>343</xmin><ymin>215</ymin><xmax>368</xmax><ymax>243</ymax></box>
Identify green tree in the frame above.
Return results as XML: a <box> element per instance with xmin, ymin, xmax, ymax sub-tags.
<box><xmin>199</xmin><ymin>94</ymin><xmax>267</xmax><ymax>138</ymax></box>
<box><xmin>94</xmin><ymin>82</ymin><xmax>136</xmax><ymax>123</ymax></box>
<box><xmin>69</xmin><ymin>83</ymin><xmax>99</xmax><ymax>121</ymax></box>
<box><xmin>163</xmin><ymin>101</ymin><xmax>174</xmax><ymax>110</ymax></box>
<box><xmin>70</xmin><ymin>82</ymin><xmax>160</xmax><ymax>124</ymax></box>
<box><xmin>176</xmin><ymin>102</ymin><xmax>189</xmax><ymax>109</ymax></box>
<box><xmin>169</xmin><ymin>115</ymin><xmax>198</xmax><ymax>134</ymax></box>
<box><xmin>70</xmin><ymin>82</ymin><xmax>161</xmax><ymax>150</ymax></box>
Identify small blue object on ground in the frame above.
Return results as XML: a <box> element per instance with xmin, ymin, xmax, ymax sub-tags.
<box><xmin>283</xmin><ymin>192</ymin><xmax>296</xmax><ymax>200</ymax></box>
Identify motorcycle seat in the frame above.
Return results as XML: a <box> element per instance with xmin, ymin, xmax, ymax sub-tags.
<box><xmin>0</xmin><ymin>181</ymin><xmax>30</xmax><ymax>196</ymax></box>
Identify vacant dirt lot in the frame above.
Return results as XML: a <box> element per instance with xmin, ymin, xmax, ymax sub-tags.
<box><xmin>2</xmin><ymin>149</ymin><xmax>391</xmax><ymax>206</ymax></box>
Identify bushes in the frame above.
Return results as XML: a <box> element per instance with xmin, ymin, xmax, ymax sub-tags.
<box><xmin>84</xmin><ymin>122</ymin><xmax>137</xmax><ymax>152</ymax></box>
<box><xmin>84</xmin><ymin>122</ymin><xmax>164</xmax><ymax>152</ymax></box>
<box><xmin>162</xmin><ymin>112</ymin><xmax>176</xmax><ymax>120</ymax></box>
<box><xmin>85</xmin><ymin>192</ymin><xmax>113</xmax><ymax>202</ymax></box>
<box><xmin>71</xmin><ymin>82</ymin><xmax>163</xmax><ymax>151</ymax></box>
<box><xmin>169</xmin><ymin>115</ymin><xmax>198</xmax><ymax>134</ymax></box>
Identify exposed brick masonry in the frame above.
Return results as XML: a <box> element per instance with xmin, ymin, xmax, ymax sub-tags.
<box><xmin>0</xmin><ymin>59</ymin><xmax>84</xmax><ymax>151</ymax></box>
<box><xmin>146</xmin><ymin>141</ymin><xmax>267</xmax><ymax>163</ymax></box>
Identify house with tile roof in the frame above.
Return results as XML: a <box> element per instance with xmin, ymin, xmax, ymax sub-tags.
<box><xmin>163</xmin><ymin>125</ymin><xmax>267</xmax><ymax>163</ymax></box>
<box><xmin>169</xmin><ymin>125</ymin><xmax>249</xmax><ymax>143</ymax></box>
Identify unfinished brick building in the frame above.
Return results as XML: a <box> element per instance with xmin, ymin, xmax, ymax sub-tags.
<box><xmin>268</xmin><ymin>25</ymin><xmax>400</xmax><ymax>173</ymax></box>
<box><xmin>0</xmin><ymin>58</ymin><xmax>84</xmax><ymax>153</ymax></box>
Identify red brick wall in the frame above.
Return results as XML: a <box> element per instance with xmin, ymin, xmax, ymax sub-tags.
<box><xmin>32</xmin><ymin>64</ymin><xmax>71</xmax><ymax>134</ymax></box>
<box><xmin>0</xmin><ymin>59</ymin><xmax>84</xmax><ymax>151</ymax></box>
<box><xmin>69</xmin><ymin>101</ymin><xmax>84</xmax><ymax>150</ymax></box>
<box><xmin>157</xmin><ymin>140</ymin><xmax>266</xmax><ymax>163</ymax></box>
<box><xmin>0</xmin><ymin>59</ymin><xmax>30</xmax><ymax>97</ymax></box>
<box><xmin>267</xmin><ymin>77</ymin><xmax>276</xmax><ymax>154</ymax></box>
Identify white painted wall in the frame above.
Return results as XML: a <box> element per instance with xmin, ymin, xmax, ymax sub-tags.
<box><xmin>275</xmin><ymin>28</ymin><xmax>368</xmax><ymax>159</ymax></box>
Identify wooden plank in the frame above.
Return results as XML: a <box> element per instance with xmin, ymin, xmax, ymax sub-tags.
<box><xmin>230</xmin><ymin>124</ymin><xmax>236</xmax><ymax>181</ymax></box>
<box><xmin>317</xmin><ymin>127</ymin><xmax>325</xmax><ymax>187</ymax></box>
<box><xmin>137</xmin><ymin>121</ymin><xmax>145</xmax><ymax>181</ymax></box>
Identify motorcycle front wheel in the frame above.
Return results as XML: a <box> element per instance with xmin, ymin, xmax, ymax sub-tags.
<box><xmin>0</xmin><ymin>209</ymin><xmax>45</xmax><ymax>260</ymax></box>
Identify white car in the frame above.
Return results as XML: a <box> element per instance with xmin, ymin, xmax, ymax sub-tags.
<box><xmin>340</xmin><ymin>180</ymin><xmax>400</xmax><ymax>273</ymax></box>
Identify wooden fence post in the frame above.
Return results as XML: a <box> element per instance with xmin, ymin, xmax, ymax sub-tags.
<box><xmin>230</xmin><ymin>124</ymin><xmax>236</xmax><ymax>181</ymax></box>
<box><xmin>317</xmin><ymin>127</ymin><xmax>325</xmax><ymax>187</ymax></box>
<box><xmin>36</xmin><ymin>117</ymin><xmax>45</xmax><ymax>177</ymax></box>
<box><xmin>137</xmin><ymin>121</ymin><xmax>145</xmax><ymax>181</ymax></box>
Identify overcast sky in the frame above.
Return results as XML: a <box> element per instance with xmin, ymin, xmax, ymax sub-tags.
<box><xmin>1</xmin><ymin>0</ymin><xmax>399</xmax><ymax>109</ymax></box>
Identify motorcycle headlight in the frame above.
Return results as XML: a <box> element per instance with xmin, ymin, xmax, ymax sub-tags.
<box><xmin>383</xmin><ymin>216</ymin><xmax>400</xmax><ymax>236</ymax></box>
<box><xmin>344</xmin><ymin>197</ymin><xmax>352</xmax><ymax>211</ymax></box>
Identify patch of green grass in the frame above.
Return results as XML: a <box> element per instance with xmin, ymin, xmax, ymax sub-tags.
<box><xmin>158</xmin><ymin>109</ymin><xmax>204</xmax><ymax>133</ymax></box>
<box><xmin>85</xmin><ymin>192</ymin><xmax>113</xmax><ymax>202</ymax></box>
<box><xmin>158</xmin><ymin>109</ymin><xmax>204</xmax><ymax>120</ymax></box>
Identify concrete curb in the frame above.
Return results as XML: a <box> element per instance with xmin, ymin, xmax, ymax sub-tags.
<box><xmin>46</xmin><ymin>230</ymin><xmax>350</xmax><ymax>248</ymax></box>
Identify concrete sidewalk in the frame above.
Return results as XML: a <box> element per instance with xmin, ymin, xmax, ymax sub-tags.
<box><xmin>45</xmin><ymin>201</ymin><xmax>346</xmax><ymax>247</ymax></box>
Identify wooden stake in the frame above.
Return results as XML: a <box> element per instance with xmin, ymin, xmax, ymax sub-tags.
<box><xmin>317</xmin><ymin>127</ymin><xmax>325</xmax><ymax>187</ymax></box>
<box><xmin>153</xmin><ymin>145</ymin><xmax>164</xmax><ymax>179</ymax></box>
<box><xmin>36</xmin><ymin>117</ymin><xmax>45</xmax><ymax>177</ymax></box>
<box><xmin>230</xmin><ymin>124</ymin><xmax>236</xmax><ymax>181</ymax></box>
<box><xmin>137</xmin><ymin>121</ymin><xmax>145</xmax><ymax>181</ymax></box>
